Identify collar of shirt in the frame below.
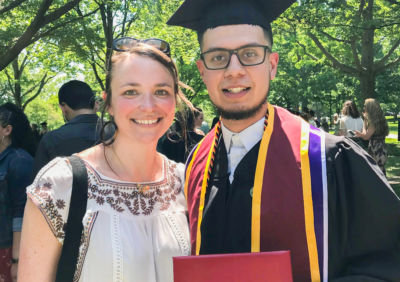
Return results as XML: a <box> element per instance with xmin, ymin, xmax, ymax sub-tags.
<box><xmin>67</xmin><ymin>114</ymin><xmax>99</xmax><ymax>125</ymax></box>
<box><xmin>0</xmin><ymin>145</ymin><xmax>12</xmax><ymax>162</ymax></box>
<box><xmin>221</xmin><ymin>116</ymin><xmax>265</xmax><ymax>154</ymax></box>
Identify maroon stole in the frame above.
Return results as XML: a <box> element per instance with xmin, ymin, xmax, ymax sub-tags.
<box><xmin>184</xmin><ymin>104</ymin><xmax>328</xmax><ymax>282</ymax></box>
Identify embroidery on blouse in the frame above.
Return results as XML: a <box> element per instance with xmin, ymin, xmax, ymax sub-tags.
<box><xmin>27</xmin><ymin>159</ymin><xmax>99</xmax><ymax>282</ymax></box>
<box><xmin>73</xmin><ymin>211</ymin><xmax>99</xmax><ymax>282</ymax></box>
<box><xmin>165</xmin><ymin>213</ymin><xmax>190</xmax><ymax>256</ymax></box>
<box><xmin>86</xmin><ymin>159</ymin><xmax>183</xmax><ymax>216</ymax></box>
<box><xmin>28</xmin><ymin>157</ymin><xmax>186</xmax><ymax>281</ymax></box>
<box><xmin>30</xmin><ymin>181</ymin><xmax>66</xmax><ymax>240</ymax></box>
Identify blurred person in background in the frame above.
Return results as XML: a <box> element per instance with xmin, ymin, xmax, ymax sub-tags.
<box><xmin>200</xmin><ymin>120</ymin><xmax>210</xmax><ymax>135</ymax></box>
<box><xmin>321</xmin><ymin>117</ymin><xmax>330</xmax><ymax>132</ymax></box>
<box><xmin>0</xmin><ymin>103</ymin><xmax>35</xmax><ymax>282</ymax></box>
<box><xmin>193</xmin><ymin>107</ymin><xmax>205</xmax><ymax>136</ymax></box>
<box><xmin>332</xmin><ymin>113</ymin><xmax>339</xmax><ymax>135</ymax></box>
<box><xmin>158</xmin><ymin>107</ymin><xmax>204</xmax><ymax>163</ymax></box>
<box><xmin>355</xmin><ymin>98</ymin><xmax>389</xmax><ymax>175</ymax></box>
<box><xmin>39</xmin><ymin>122</ymin><xmax>48</xmax><ymax>139</ymax></box>
<box><xmin>32</xmin><ymin>80</ymin><xmax>100</xmax><ymax>179</ymax></box>
<box><xmin>338</xmin><ymin>100</ymin><xmax>363</xmax><ymax>137</ymax></box>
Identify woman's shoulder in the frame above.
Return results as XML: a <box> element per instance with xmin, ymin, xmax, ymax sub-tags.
<box><xmin>164</xmin><ymin>156</ymin><xmax>185</xmax><ymax>181</ymax></box>
<box><xmin>10</xmin><ymin>146</ymin><xmax>33</xmax><ymax>157</ymax></box>
<box><xmin>4</xmin><ymin>147</ymin><xmax>33</xmax><ymax>168</ymax></box>
<box><xmin>39</xmin><ymin>156</ymin><xmax>71</xmax><ymax>174</ymax></box>
<box><xmin>29</xmin><ymin>157</ymin><xmax>73</xmax><ymax>192</ymax></box>
<box><xmin>27</xmin><ymin>157</ymin><xmax>75</xmax><ymax>243</ymax></box>
<box><xmin>76</xmin><ymin>144</ymin><xmax>102</xmax><ymax>161</ymax></box>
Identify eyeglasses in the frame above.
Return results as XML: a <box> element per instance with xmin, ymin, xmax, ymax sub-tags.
<box><xmin>113</xmin><ymin>37</ymin><xmax>171</xmax><ymax>57</ymax></box>
<box><xmin>200</xmin><ymin>45</ymin><xmax>271</xmax><ymax>70</ymax></box>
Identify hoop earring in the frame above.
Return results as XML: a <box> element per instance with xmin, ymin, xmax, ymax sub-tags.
<box><xmin>100</xmin><ymin>119</ymin><xmax>117</xmax><ymax>145</ymax></box>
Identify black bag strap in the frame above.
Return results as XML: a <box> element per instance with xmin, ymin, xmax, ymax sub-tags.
<box><xmin>55</xmin><ymin>155</ymin><xmax>88</xmax><ymax>282</ymax></box>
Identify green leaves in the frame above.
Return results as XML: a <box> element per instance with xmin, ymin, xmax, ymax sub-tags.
<box><xmin>0</xmin><ymin>0</ymin><xmax>398</xmax><ymax>124</ymax></box>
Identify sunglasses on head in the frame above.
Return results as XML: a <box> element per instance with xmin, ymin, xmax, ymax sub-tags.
<box><xmin>113</xmin><ymin>37</ymin><xmax>171</xmax><ymax>57</ymax></box>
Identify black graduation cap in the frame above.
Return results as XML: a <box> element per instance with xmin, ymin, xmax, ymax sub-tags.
<box><xmin>167</xmin><ymin>0</ymin><xmax>296</xmax><ymax>33</ymax></box>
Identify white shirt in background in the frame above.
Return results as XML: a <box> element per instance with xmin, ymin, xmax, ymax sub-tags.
<box><xmin>339</xmin><ymin>116</ymin><xmax>364</xmax><ymax>137</ymax></box>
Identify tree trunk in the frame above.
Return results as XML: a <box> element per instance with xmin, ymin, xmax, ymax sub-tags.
<box><xmin>12</xmin><ymin>59</ymin><xmax>22</xmax><ymax>108</ymax></box>
<box><xmin>359</xmin><ymin>0</ymin><xmax>376</xmax><ymax>102</ymax></box>
<box><xmin>359</xmin><ymin>71</ymin><xmax>376</xmax><ymax>101</ymax></box>
<box><xmin>98</xmin><ymin>2</ymin><xmax>114</xmax><ymax>92</ymax></box>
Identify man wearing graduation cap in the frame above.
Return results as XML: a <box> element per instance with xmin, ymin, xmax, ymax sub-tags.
<box><xmin>168</xmin><ymin>0</ymin><xmax>400</xmax><ymax>281</ymax></box>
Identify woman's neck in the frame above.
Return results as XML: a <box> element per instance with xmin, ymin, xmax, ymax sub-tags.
<box><xmin>104</xmin><ymin>137</ymin><xmax>162</xmax><ymax>182</ymax></box>
<box><xmin>0</xmin><ymin>137</ymin><xmax>11</xmax><ymax>154</ymax></box>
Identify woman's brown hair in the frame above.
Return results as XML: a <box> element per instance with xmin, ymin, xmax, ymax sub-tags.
<box><xmin>100</xmin><ymin>43</ymin><xmax>194</xmax><ymax>145</ymax></box>
<box><xmin>363</xmin><ymin>98</ymin><xmax>389</xmax><ymax>137</ymax></box>
<box><xmin>341</xmin><ymin>100</ymin><xmax>361</xmax><ymax>119</ymax></box>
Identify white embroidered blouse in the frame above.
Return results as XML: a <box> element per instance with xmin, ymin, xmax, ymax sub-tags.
<box><xmin>27</xmin><ymin>156</ymin><xmax>190</xmax><ymax>282</ymax></box>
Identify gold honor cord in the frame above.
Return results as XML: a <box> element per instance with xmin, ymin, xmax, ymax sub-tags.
<box><xmin>184</xmin><ymin>139</ymin><xmax>204</xmax><ymax>199</ymax></box>
<box><xmin>300</xmin><ymin>120</ymin><xmax>321</xmax><ymax>282</ymax></box>
<box><xmin>251</xmin><ymin>103</ymin><xmax>274</xmax><ymax>252</ymax></box>
<box><xmin>195</xmin><ymin>135</ymin><xmax>218</xmax><ymax>255</ymax></box>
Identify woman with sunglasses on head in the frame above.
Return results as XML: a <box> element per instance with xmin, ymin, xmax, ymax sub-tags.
<box><xmin>19</xmin><ymin>41</ymin><xmax>191</xmax><ymax>282</ymax></box>
<box><xmin>0</xmin><ymin>103</ymin><xmax>35</xmax><ymax>282</ymax></box>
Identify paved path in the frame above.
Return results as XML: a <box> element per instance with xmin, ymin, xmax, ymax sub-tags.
<box><xmin>388</xmin><ymin>175</ymin><xmax>400</xmax><ymax>186</ymax></box>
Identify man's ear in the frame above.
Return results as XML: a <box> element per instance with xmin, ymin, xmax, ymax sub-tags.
<box><xmin>196</xmin><ymin>59</ymin><xmax>205</xmax><ymax>78</ymax></box>
<box><xmin>59</xmin><ymin>102</ymin><xmax>67</xmax><ymax>114</ymax></box>
<box><xmin>269</xmin><ymin>52</ymin><xmax>279</xmax><ymax>80</ymax></box>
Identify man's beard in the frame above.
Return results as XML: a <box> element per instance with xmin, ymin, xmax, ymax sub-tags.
<box><xmin>214</xmin><ymin>91</ymin><xmax>269</xmax><ymax>120</ymax></box>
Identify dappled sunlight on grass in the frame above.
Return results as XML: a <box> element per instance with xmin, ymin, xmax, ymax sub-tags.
<box><xmin>387</xmin><ymin>118</ymin><xmax>398</xmax><ymax>137</ymax></box>
<box><xmin>386</xmin><ymin>138</ymin><xmax>400</xmax><ymax>196</ymax></box>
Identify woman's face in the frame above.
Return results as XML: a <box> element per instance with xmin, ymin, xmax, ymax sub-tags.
<box><xmin>108</xmin><ymin>54</ymin><xmax>176</xmax><ymax>144</ymax></box>
<box><xmin>195</xmin><ymin>112</ymin><xmax>203</xmax><ymax>127</ymax></box>
<box><xmin>0</xmin><ymin>121</ymin><xmax>12</xmax><ymax>147</ymax></box>
<box><xmin>0</xmin><ymin>123</ymin><xmax>6</xmax><ymax>140</ymax></box>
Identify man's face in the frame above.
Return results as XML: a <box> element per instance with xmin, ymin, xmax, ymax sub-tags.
<box><xmin>197</xmin><ymin>24</ymin><xmax>279</xmax><ymax>121</ymax></box>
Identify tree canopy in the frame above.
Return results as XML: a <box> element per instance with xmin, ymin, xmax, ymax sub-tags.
<box><xmin>0</xmin><ymin>0</ymin><xmax>399</xmax><ymax>127</ymax></box>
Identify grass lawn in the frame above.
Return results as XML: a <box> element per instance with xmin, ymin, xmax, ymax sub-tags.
<box><xmin>386</xmin><ymin>117</ymin><xmax>398</xmax><ymax>137</ymax></box>
<box><xmin>386</xmin><ymin>138</ymin><xmax>400</xmax><ymax>196</ymax></box>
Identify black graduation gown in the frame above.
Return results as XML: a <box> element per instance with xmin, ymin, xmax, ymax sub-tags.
<box><xmin>200</xmin><ymin>137</ymin><xmax>260</xmax><ymax>254</ymax></box>
<box><xmin>200</xmin><ymin>133</ymin><xmax>400</xmax><ymax>281</ymax></box>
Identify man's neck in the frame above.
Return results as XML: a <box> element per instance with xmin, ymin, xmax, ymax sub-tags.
<box><xmin>221</xmin><ymin>103</ymin><xmax>268</xmax><ymax>133</ymax></box>
<box><xmin>68</xmin><ymin>109</ymin><xmax>95</xmax><ymax>121</ymax></box>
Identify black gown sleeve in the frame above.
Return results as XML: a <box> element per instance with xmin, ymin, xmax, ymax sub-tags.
<box><xmin>325</xmin><ymin>134</ymin><xmax>400</xmax><ymax>281</ymax></box>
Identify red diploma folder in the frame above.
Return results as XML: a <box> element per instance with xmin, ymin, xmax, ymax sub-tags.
<box><xmin>173</xmin><ymin>251</ymin><xmax>293</xmax><ymax>282</ymax></box>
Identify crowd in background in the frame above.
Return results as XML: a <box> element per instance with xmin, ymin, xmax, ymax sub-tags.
<box><xmin>296</xmin><ymin>99</ymin><xmax>390</xmax><ymax>175</ymax></box>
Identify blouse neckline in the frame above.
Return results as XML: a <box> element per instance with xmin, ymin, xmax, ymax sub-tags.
<box><xmin>82</xmin><ymin>155</ymin><xmax>168</xmax><ymax>187</ymax></box>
